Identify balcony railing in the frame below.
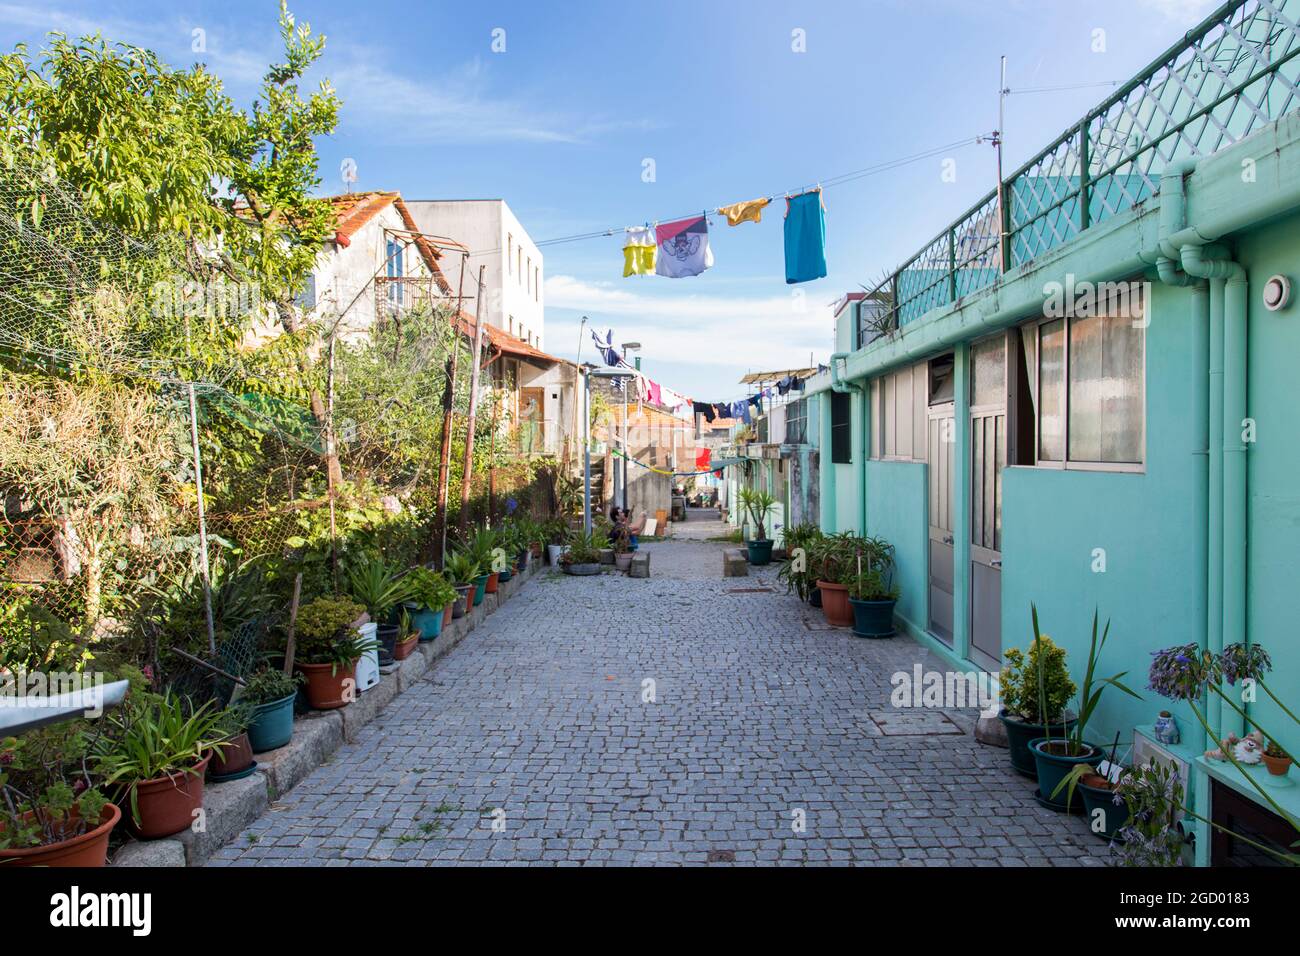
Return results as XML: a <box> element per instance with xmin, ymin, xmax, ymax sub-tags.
<box><xmin>373</xmin><ymin>276</ymin><xmax>447</xmax><ymax>316</ymax></box>
<box><xmin>859</xmin><ymin>0</ymin><xmax>1300</xmax><ymax>345</ymax></box>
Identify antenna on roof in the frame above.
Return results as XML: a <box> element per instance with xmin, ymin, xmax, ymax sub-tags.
<box><xmin>340</xmin><ymin>157</ymin><xmax>358</xmax><ymax>194</ymax></box>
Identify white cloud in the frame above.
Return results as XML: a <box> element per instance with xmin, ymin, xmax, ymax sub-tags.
<box><xmin>545</xmin><ymin>274</ymin><xmax>833</xmax><ymax>371</ymax></box>
<box><xmin>1136</xmin><ymin>0</ymin><xmax>1218</xmax><ymax>24</ymax></box>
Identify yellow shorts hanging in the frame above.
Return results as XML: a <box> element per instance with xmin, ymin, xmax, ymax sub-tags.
<box><xmin>717</xmin><ymin>197</ymin><xmax>770</xmax><ymax>226</ymax></box>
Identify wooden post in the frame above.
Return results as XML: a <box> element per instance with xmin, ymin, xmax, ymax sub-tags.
<box><xmin>435</xmin><ymin>252</ymin><xmax>467</xmax><ymax>564</ymax></box>
<box><xmin>459</xmin><ymin>265</ymin><xmax>487</xmax><ymax>535</ymax></box>
<box><xmin>187</xmin><ymin>383</ymin><xmax>216</xmax><ymax>655</ymax></box>
<box><xmin>325</xmin><ymin>333</ymin><xmax>339</xmax><ymax>591</ymax></box>
<box><xmin>282</xmin><ymin>573</ymin><xmax>302</xmax><ymax>676</ymax></box>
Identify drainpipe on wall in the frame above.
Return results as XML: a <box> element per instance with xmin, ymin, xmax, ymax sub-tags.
<box><xmin>1154</xmin><ymin>162</ymin><xmax>1212</xmax><ymax>751</ymax></box>
<box><xmin>830</xmin><ymin>352</ymin><xmax>868</xmax><ymax>536</ymax></box>
<box><xmin>1181</xmin><ymin>241</ymin><xmax>1249</xmax><ymax>742</ymax></box>
<box><xmin>1157</xmin><ymin>158</ymin><xmax>1250</xmax><ymax>742</ymax></box>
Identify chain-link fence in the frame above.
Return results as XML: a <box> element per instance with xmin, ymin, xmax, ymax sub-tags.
<box><xmin>0</xmin><ymin>148</ymin><xmax>564</xmax><ymax>699</ymax></box>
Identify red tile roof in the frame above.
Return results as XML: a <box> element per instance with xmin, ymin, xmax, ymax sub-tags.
<box><xmin>454</xmin><ymin>311</ymin><xmax>564</xmax><ymax>366</ymax></box>
<box><xmin>323</xmin><ymin>192</ymin><xmax>452</xmax><ymax>294</ymax></box>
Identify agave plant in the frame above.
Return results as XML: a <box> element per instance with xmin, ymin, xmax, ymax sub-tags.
<box><xmin>444</xmin><ymin>550</ymin><xmax>481</xmax><ymax>586</ymax></box>
<box><xmin>347</xmin><ymin>554</ymin><xmax>416</xmax><ymax>622</ymax></box>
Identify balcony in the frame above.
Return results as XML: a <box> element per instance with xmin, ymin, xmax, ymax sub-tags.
<box><xmin>858</xmin><ymin>0</ymin><xmax>1300</xmax><ymax>346</ymax></box>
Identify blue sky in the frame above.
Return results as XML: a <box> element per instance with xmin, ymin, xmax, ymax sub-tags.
<box><xmin>2</xmin><ymin>0</ymin><xmax>1218</xmax><ymax>399</ymax></box>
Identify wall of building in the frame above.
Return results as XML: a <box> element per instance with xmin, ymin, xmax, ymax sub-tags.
<box><xmin>863</xmin><ymin>459</ymin><xmax>929</xmax><ymax>638</ymax></box>
<box><xmin>405</xmin><ymin>200</ymin><xmax>545</xmax><ymax>349</ymax></box>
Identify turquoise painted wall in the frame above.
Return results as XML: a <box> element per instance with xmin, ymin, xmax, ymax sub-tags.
<box><xmin>1000</xmin><ymin>278</ymin><xmax>1203</xmax><ymax>748</ymax></box>
<box><xmin>864</xmin><ymin>460</ymin><xmax>929</xmax><ymax>635</ymax></box>
<box><xmin>1235</xmin><ymin>218</ymin><xmax>1300</xmax><ymax>761</ymax></box>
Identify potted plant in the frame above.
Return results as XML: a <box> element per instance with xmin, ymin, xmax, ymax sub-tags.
<box><xmin>1030</xmin><ymin>608</ymin><xmax>1141</xmax><ymax>811</ymax></box>
<box><xmin>347</xmin><ymin>554</ymin><xmax>416</xmax><ymax>665</ymax></box>
<box><xmin>390</xmin><ymin>607</ymin><xmax>420</xmax><ymax>661</ymax></box>
<box><xmin>998</xmin><ymin>625</ymin><xmax>1077</xmax><ymax>778</ymax></box>
<box><xmin>240</xmin><ymin>667</ymin><xmax>301</xmax><ymax>753</ymax></box>
<box><xmin>612</xmin><ymin>523</ymin><xmax>634</xmax><ymax>572</ymax></box>
<box><xmin>402</xmin><ymin>567</ymin><xmax>456</xmax><ymax>641</ymax></box>
<box><xmin>846</xmin><ymin>568</ymin><xmax>899</xmax><ymax>638</ymax></box>
<box><xmin>1112</xmin><ymin>760</ymin><xmax>1189</xmax><ymax>866</ymax></box>
<box><xmin>467</xmin><ymin>527</ymin><xmax>502</xmax><ymax>594</ymax></box>
<box><xmin>560</xmin><ymin>529</ymin><xmax>605</xmax><ymax>575</ymax></box>
<box><xmin>778</xmin><ymin>522</ymin><xmax>823</xmax><ymax>603</ymax></box>
<box><xmin>208</xmin><ymin>701</ymin><xmax>257</xmax><ymax>782</ymax></box>
<box><xmin>1263</xmin><ymin>740</ymin><xmax>1294</xmax><ymax>777</ymax></box>
<box><xmin>445</xmin><ymin>551</ymin><xmax>480</xmax><ymax>618</ymax></box>
<box><xmin>738</xmin><ymin>488</ymin><xmax>777</xmax><ymax>565</ymax></box>
<box><xmin>294</xmin><ymin>597</ymin><xmax>371</xmax><ymax>710</ymax></box>
<box><xmin>809</xmin><ymin>532</ymin><xmax>860</xmax><ymax>628</ymax></box>
<box><xmin>94</xmin><ymin>692</ymin><xmax>230</xmax><ymax>840</ymax></box>
<box><xmin>543</xmin><ymin>518</ymin><xmax>570</xmax><ymax>566</ymax></box>
<box><xmin>1054</xmin><ymin>733</ymin><xmax>1132</xmax><ymax>841</ymax></box>
<box><xmin>0</xmin><ymin>730</ymin><xmax>120</xmax><ymax>867</ymax></box>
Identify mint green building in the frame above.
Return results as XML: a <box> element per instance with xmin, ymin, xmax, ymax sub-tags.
<box><xmin>809</xmin><ymin>0</ymin><xmax>1300</xmax><ymax>864</ymax></box>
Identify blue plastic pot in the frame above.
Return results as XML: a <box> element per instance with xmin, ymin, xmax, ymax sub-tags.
<box><xmin>498</xmin><ymin>567</ymin><xmax>513</xmax><ymax>583</ymax></box>
<box><xmin>1029</xmin><ymin>738</ymin><xmax>1101</xmax><ymax>812</ymax></box>
<box><xmin>848</xmin><ymin>597</ymin><xmax>896</xmax><ymax>638</ymax></box>
<box><xmin>746</xmin><ymin>539</ymin><xmax>774</xmax><ymax>565</ymax></box>
<box><xmin>401</xmin><ymin>602</ymin><xmax>444</xmax><ymax>642</ymax></box>
<box><xmin>246</xmin><ymin>693</ymin><xmax>296</xmax><ymax>753</ymax></box>
<box><xmin>472</xmin><ymin>574</ymin><xmax>488</xmax><ymax>606</ymax></box>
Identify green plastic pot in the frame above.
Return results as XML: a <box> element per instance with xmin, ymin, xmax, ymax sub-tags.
<box><xmin>998</xmin><ymin>710</ymin><xmax>1079</xmax><ymax>778</ymax></box>
<box><xmin>1029</xmin><ymin>738</ymin><xmax>1102</xmax><ymax>812</ymax></box>
<box><xmin>1078</xmin><ymin>778</ymin><xmax>1130</xmax><ymax>840</ymax></box>
<box><xmin>246</xmin><ymin>693</ymin><xmax>296</xmax><ymax>753</ymax></box>
<box><xmin>746</xmin><ymin>539</ymin><xmax>774</xmax><ymax>565</ymax></box>
<box><xmin>848</xmin><ymin>597</ymin><xmax>896</xmax><ymax>638</ymax></box>
<box><xmin>472</xmin><ymin>574</ymin><xmax>488</xmax><ymax>606</ymax></box>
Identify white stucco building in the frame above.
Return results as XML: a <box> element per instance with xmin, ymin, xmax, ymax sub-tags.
<box><xmin>403</xmin><ymin>199</ymin><xmax>545</xmax><ymax>351</ymax></box>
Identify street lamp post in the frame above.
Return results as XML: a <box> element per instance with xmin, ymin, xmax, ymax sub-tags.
<box><xmin>620</xmin><ymin>342</ymin><xmax>641</xmax><ymax>512</ymax></box>
<box><xmin>585</xmin><ymin>368</ymin><xmax>633</xmax><ymax>533</ymax></box>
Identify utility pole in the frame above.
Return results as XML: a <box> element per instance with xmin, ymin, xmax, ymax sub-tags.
<box><xmin>995</xmin><ymin>54</ymin><xmax>1010</xmax><ymax>273</ymax></box>
<box><xmin>459</xmin><ymin>265</ymin><xmax>488</xmax><ymax>536</ymax></box>
<box><xmin>435</xmin><ymin>252</ymin><xmax>468</xmax><ymax>564</ymax></box>
<box><xmin>570</xmin><ymin>316</ymin><xmax>588</xmax><ymax>469</ymax></box>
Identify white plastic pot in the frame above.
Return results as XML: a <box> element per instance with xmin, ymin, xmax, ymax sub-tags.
<box><xmin>547</xmin><ymin>544</ymin><xmax>569</xmax><ymax>566</ymax></box>
<box><xmin>354</xmin><ymin>621</ymin><xmax>380</xmax><ymax>692</ymax></box>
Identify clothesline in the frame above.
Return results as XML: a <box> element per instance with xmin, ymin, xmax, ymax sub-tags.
<box><xmin>465</xmin><ymin>132</ymin><xmax>994</xmax><ymax>256</ymax></box>
<box><xmin>612</xmin><ymin>447</ymin><xmax>728</xmax><ymax>479</ymax></box>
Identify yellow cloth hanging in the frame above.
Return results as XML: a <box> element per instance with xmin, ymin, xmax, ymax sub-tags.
<box><xmin>717</xmin><ymin>197</ymin><xmax>770</xmax><ymax>226</ymax></box>
<box><xmin>622</xmin><ymin>225</ymin><xmax>657</xmax><ymax>277</ymax></box>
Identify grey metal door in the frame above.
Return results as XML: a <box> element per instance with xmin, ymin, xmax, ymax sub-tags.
<box><xmin>969</xmin><ymin>335</ymin><xmax>1007</xmax><ymax>672</ymax></box>
<box><xmin>927</xmin><ymin>402</ymin><xmax>955</xmax><ymax>645</ymax></box>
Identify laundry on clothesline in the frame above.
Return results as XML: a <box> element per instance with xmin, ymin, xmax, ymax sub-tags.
<box><xmin>622</xmin><ymin>226</ymin><xmax>656</xmax><ymax>277</ymax></box>
<box><xmin>655</xmin><ymin>216</ymin><xmax>714</xmax><ymax>278</ymax></box>
<box><xmin>717</xmin><ymin>197</ymin><xmax>770</xmax><ymax>226</ymax></box>
<box><xmin>784</xmin><ymin>188</ymin><xmax>828</xmax><ymax>284</ymax></box>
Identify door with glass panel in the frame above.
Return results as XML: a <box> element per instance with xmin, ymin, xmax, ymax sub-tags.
<box><xmin>926</xmin><ymin>356</ymin><xmax>956</xmax><ymax>645</ymax></box>
<box><xmin>969</xmin><ymin>335</ymin><xmax>1008</xmax><ymax>672</ymax></box>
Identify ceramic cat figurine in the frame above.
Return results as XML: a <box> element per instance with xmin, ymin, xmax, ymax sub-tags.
<box><xmin>1205</xmin><ymin>729</ymin><xmax>1266</xmax><ymax>762</ymax></box>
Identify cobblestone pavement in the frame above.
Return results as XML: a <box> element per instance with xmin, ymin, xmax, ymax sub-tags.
<box><xmin>210</xmin><ymin>526</ymin><xmax>1110</xmax><ymax>867</ymax></box>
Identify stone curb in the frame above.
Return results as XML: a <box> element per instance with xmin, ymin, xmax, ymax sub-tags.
<box><xmin>109</xmin><ymin>556</ymin><xmax>543</xmax><ymax>867</ymax></box>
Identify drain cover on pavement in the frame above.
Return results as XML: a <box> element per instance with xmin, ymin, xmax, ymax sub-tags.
<box><xmin>707</xmin><ymin>849</ymin><xmax>736</xmax><ymax>863</ymax></box>
<box><xmin>724</xmin><ymin>587</ymin><xmax>772</xmax><ymax>593</ymax></box>
<box><xmin>869</xmin><ymin>710</ymin><xmax>964</xmax><ymax>736</ymax></box>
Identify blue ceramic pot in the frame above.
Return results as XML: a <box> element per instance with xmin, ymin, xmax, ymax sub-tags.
<box><xmin>246</xmin><ymin>693</ymin><xmax>296</xmax><ymax>753</ymax></box>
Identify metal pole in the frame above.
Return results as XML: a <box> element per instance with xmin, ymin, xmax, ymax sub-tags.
<box><xmin>996</xmin><ymin>54</ymin><xmax>1010</xmax><ymax>273</ymax></box>
<box><xmin>459</xmin><ymin>265</ymin><xmax>488</xmax><ymax>535</ymax></box>
<box><xmin>621</xmin><ymin>388</ymin><xmax>628</xmax><ymax>511</ymax></box>
<box><xmin>583</xmin><ymin>370</ymin><xmax>592</xmax><ymax>535</ymax></box>
<box><xmin>186</xmin><ymin>383</ymin><xmax>216</xmax><ymax>655</ymax></box>
<box><xmin>571</xmin><ymin>316</ymin><xmax>587</xmax><ymax>468</ymax></box>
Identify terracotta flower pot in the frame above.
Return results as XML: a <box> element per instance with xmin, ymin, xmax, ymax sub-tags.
<box><xmin>442</xmin><ymin>602</ymin><xmax>454</xmax><ymax>628</ymax></box>
<box><xmin>127</xmin><ymin>754</ymin><xmax>211</xmax><ymax>839</ymax></box>
<box><xmin>485</xmin><ymin>571</ymin><xmax>500</xmax><ymax>594</ymax></box>
<box><xmin>0</xmin><ymin>803</ymin><xmax>121</xmax><ymax>867</ymax></box>
<box><xmin>817</xmin><ymin>580</ymin><xmax>853</xmax><ymax>627</ymax></box>
<box><xmin>1263</xmin><ymin>753</ymin><xmax>1293</xmax><ymax>777</ymax></box>
<box><xmin>208</xmin><ymin>732</ymin><xmax>254</xmax><ymax>779</ymax></box>
<box><xmin>295</xmin><ymin>660</ymin><xmax>357</xmax><ymax>710</ymax></box>
<box><xmin>393</xmin><ymin>633</ymin><xmax>419</xmax><ymax>661</ymax></box>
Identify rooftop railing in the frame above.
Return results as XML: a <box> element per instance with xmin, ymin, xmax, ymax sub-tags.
<box><xmin>859</xmin><ymin>0</ymin><xmax>1300</xmax><ymax>346</ymax></box>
